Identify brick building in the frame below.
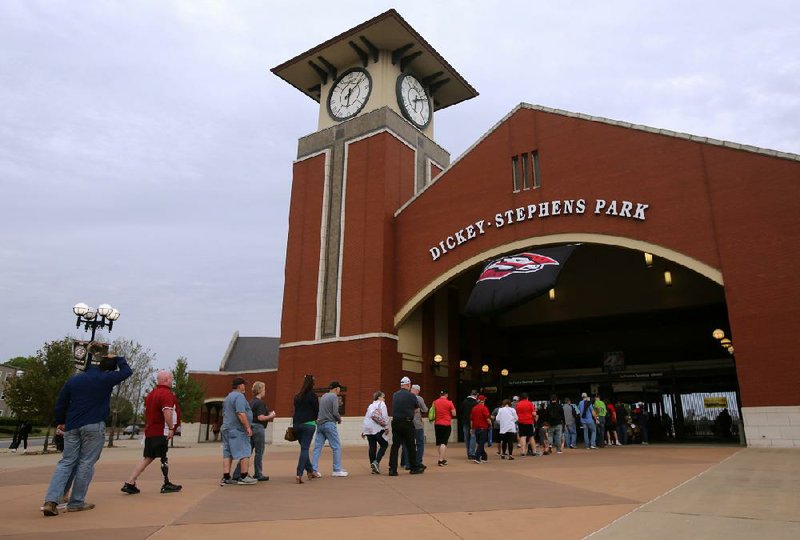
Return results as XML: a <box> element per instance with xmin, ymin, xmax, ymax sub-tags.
<box><xmin>192</xmin><ymin>10</ymin><xmax>800</xmax><ymax>448</ymax></box>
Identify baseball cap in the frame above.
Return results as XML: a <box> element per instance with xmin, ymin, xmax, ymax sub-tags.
<box><xmin>512</xmin><ymin>395</ymin><xmax>519</xmax><ymax>401</ymax></box>
<box><xmin>329</xmin><ymin>381</ymin><xmax>342</xmax><ymax>389</ymax></box>
<box><xmin>232</xmin><ymin>377</ymin><xmax>247</xmax><ymax>388</ymax></box>
<box><xmin>400</xmin><ymin>376</ymin><xmax>411</xmax><ymax>385</ymax></box>
<box><xmin>440</xmin><ymin>389</ymin><xmax>449</xmax><ymax>395</ymax></box>
<box><xmin>581</xmin><ymin>392</ymin><xmax>588</xmax><ymax>398</ymax></box>
<box><xmin>411</xmin><ymin>384</ymin><xmax>421</xmax><ymax>391</ymax></box>
<box><xmin>477</xmin><ymin>395</ymin><xmax>486</xmax><ymax>401</ymax></box>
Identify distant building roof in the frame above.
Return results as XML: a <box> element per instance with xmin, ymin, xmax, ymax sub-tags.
<box><xmin>219</xmin><ymin>332</ymin><xmax>280</xmax><ymax>372</ymax></box>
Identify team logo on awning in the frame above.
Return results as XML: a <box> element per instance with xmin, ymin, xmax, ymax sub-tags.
<box><xmin>478</xmin><ymin>253</ymin><xmax>559</xmax><ymax>281</ymax></box>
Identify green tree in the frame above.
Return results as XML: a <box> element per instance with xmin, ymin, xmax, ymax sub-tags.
<box><xmin>172</xmin><ymin>357</ymin><xmax>204</xmax><ymax>443</ymax></box>
<box><xmin>4</xmin><ymin>338</ymin><xmax>75</xmax><ymax>451</ymax></box>
<box><xmin>4</xmin><ymin>356</ymin><xmax>36</xmax><ymax>371</ymax></box>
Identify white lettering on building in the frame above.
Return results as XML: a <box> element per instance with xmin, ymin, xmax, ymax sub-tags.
<box><xmin>428</xmin><ymin>198</ymin><xmax>649</xmax><ymax>261</ymax></box>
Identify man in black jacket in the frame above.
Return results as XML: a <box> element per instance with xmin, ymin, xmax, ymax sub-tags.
<box><xmin>460</xmin><ymin>390</ymin><xmax>478</xmax><ymax>459</ymax></box>
<box><xmin>545</xmin><ymin>395</ymin><xmax>565</xmax><ymax>454</ymax></box>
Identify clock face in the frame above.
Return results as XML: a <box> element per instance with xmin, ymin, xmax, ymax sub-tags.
<box><xmin>327</xmin><ymin>68</ymin><xmax>372</xmax><ymax>121</ymax></box>
<box><xmin>396</xmin><ymin>74</ymin><xmax>431</xmax><ymax>128</ymax></box>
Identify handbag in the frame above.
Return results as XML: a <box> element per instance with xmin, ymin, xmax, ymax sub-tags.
<box><xmin>284</xmin><ymin>425</ymin><xmax>297</xmax><ymax>442</ymax></box>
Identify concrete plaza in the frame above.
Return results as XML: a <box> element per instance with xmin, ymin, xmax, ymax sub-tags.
<box><xmin>1</xmin><ymin>440</ymin><xmax>798</xmax><ymax>539</ymax></box>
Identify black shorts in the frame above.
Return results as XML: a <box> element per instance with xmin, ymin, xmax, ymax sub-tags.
<box><xmin>434</xmin><ymin>425</ymin><xmax>451</xmax><ymax>446</ymax></box>
<box><xmin>143</xmin><ymin>436</ymin><xmax>169</xmax><ymax>459</ymax></box>
<box><xmin>518</xmin><ymin>423</ymin><xmax>534</xmax><ymax>437</ymax></box>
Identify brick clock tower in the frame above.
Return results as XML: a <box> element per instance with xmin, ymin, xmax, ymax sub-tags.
<box><xmin>271</xmin><ymin>10</ymin><xmax>477</xmax><ymax>422</ymax></box>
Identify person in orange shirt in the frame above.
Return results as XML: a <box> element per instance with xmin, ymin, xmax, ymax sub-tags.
<box><xmin>431</xmin><ymin>390</ymin><xmax>457</xmax><ymax>466</ymax></box>
<box><xmin>515</xmin><ymin>393</ymin><xmax>537</xmax><ymax>456</ymax></box>
<box><xmin>470</xmin><ymin>395</ymin><xmax>491</xmax><ymax>464</ymax></box>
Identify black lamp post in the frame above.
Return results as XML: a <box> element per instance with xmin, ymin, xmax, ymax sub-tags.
<box><xmin>72</xmin><ymin>302</ymin><xmax>120</xmax><ymax>366</ymax></box>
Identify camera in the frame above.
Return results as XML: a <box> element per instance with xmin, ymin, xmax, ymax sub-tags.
<box><xmin>73</xmin><ymin>340</ymin><xmax>118</xmax><ymax>371</ymax></box>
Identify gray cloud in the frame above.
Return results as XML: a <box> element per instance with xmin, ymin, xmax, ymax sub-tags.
<box><xmin>1</xmin><ymin>0</ymin><xmax>798</xmax><ymax>370</ymax></box>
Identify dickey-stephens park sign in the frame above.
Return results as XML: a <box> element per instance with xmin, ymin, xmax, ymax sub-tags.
<box><xmin>428</xmin><ymin>198</ymin><xmax>649</xmax><ymax>261</ymax></box>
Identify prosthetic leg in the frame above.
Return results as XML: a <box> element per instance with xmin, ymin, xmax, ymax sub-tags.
<box><xmin>160</xmin><ymin>456</ymin><xmax>182</xmax><ymax>493</ymax></box>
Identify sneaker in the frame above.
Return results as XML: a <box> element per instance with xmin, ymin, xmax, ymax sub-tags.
<box><xmin>481</xmin><ymin>458</ymin><xmax>488</xmax><ymax>462</ymax></box>
<box><xmin>441</xmin><ymin>460</ymin><xmax>447</xmax><ymax>466</ymax></box>
<box><xmin>437</xmin><ymin>460</ymin><xmax>445</xmax><ymax>466</ymax></box>
<box><xmin>256</xmin><ymin>476</ymin><xmax>270</xmax><ymax>482</ymax></box>
<box><xmin>500</xmin><ymin>455</ymin><xmax>506</xmax><ymax>460</ymax></box>
<box><xmin>161</xmin><ymin>482</ymin><xmax>182</xmax><ymax>493</ymax></box>
<box><xmin>642</xmin><ymin>442</ymin><xmax>649</xmax><ymax>445</ymax></box>
<box><xmin>237</xmin><ymin>476</ymin><xmax>257</xmax><ymax>485</ymax></box>
<box><xmin>388</xmin><ymin>469</ymin><xmax>398</xmax><ymax>476</ymax></box>
<box><xmin>121</xmin><ymin>482</ymin><xmax>140</xmax><ymax>495</ymax></box>
<box><xmin>307</xmin><ymin>471</ymin><xmax>322</xmax><ymax>480</ymax></box>
<box><xmin>331</xmin><ymin>470</ymin><xmax>349</xmax><ymax>477</ymax></box>
<box><xmin>473</xmin><ymin>458</ymin><xmax>481</xmax><ymax>464</ymax></box>
<box><xmin>557</xmin><ymin>450</ymin><xmax>563</xmax><ymax>454</ymax></box>
<box><xmin>590</xmin><ymin>446</ymin><xmax>597</xmax><ymax>449</ymax></box>
<box><xmin>42</xmin><ymin>501</ymin><xmax>58</xmax><ymax>517</ymax></box>
<box><xmin>410</xmin><ymin>468</ymin><xmax>424</xmax><ymax>474</ymax></box>
<box><xmin>507</xmin><ymin>456</ymin><xmax>515</xmax><ymax>460</ymax></box>
<box><xmin>67</xmin><ymin>503</ymin><xmax>95</xmax><ymax>512</ymax></box>
<box><xmin>370</xmin><ymin>461</ymin><xmax>380</xmax><ymax>474</ymax></box>
<box><xmin>219</xmin><ymin>477</ymin><xmax>237</xmax><ymax>486</ymax></box>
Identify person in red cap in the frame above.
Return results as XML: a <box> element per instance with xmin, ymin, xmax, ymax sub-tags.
<box><xmin>470</xmin><ymin>395</ymin><xmax>491</xmax><ymax>464</ymax></box>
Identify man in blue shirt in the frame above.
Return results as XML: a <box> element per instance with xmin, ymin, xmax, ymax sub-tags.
<box><xmin>41</xmin><ymin>353</ymin><xmax>132</xmax><ymax>516</ymax></box>
<box><xmin>219</xmin><ymin>377</ymin><xmax>256</xmax><ymax>485</ymax></box>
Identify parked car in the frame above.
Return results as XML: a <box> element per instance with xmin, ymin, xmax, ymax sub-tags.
<box><xmin>122</xmin><ymin>425</ymin><xmax>140</xmax><ymax>435</ymax></box>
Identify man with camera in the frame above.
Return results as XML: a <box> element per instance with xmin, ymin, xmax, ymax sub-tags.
<box><xmin>41</xmin><ymin>343</ymin><xmax>132</xmax><ymax>516</ymax></box>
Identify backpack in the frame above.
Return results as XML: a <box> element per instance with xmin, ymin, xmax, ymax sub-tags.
<box><xmin>428</xmin><ymin>405</ymin><xmax>436</xmax><ymax>422</ymax></box>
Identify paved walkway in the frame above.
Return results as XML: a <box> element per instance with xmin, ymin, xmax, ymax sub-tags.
<box><xmin>0</xmin><ymin>441</ymin><xmax>797</xmax><ymax>539</ymax></box>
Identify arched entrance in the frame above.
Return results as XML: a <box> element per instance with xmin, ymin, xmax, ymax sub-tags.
<box><xmin>401</xmin><ymin>240</ymin><xmax>742</xmax><ymax>444</ymax></box>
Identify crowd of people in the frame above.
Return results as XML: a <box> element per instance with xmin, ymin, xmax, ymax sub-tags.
<box><xmin>38</xmin><ymin>361</ymin><xmax>657</xmax><ymax>516</ymax></box>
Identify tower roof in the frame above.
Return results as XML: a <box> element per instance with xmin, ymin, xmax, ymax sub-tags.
<box><xmin>271</xmin><ymin>9</ymin><xmax>478</xmax><ymax>111</ymax></box>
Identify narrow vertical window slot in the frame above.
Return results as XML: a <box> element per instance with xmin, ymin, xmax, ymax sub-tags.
<box><xmin>531</xmin><ymin>150</ymin><xmax>541</xmax><ymax>188</ymax></box>
<box><xmin>521</xmin><ymin>152</ymin><xmax>530</xmax><ymax>189</ymax></box>
<box><xmin>511</xmin><ymin>155</ymin><xmax>520</xmax><ymax>191</ymax></box>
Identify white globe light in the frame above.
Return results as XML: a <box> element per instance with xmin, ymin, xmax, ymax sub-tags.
<box><xmin>433</xmin><ymin>354</ymin><xmax>443</xmax><ymax>364</ymax></box>
<box><xmin>84</xmin><ymin>307</ymin><xmax>97</xmax><ymax>320</ymax></box>
<box><xmin>73</xmin><ymin>302</ymin><xmax>89</xmax><ymax>316</ymax></box>
<box><xmin>97</xmin><ymin>304</ymin><xmax>112</xmax><ymax>317</ymax></box>
<box><xmin>107</xmin><ymin>308</ymin><xmax>120</xmax><ymax>321</ymax></box>
<box><xmin>712</xmin><ymin>329</ymin><xmax>725</xmax><ymax>340</ymax></box>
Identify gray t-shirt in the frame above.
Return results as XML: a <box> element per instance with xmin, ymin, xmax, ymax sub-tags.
<box><xmin>412</xmin><ymin>395</ymin><xmax>428</xmax><ymax>429</ymax></box>
<box><xmin>317</xmin><ymin>392</ymin><xmax>341</xmax><ymax>424</ymax></box>
<box><xmin>222</xmin><ymin>390</ymin><xmax>252</xmax><ymax>433</ymax></box>
<box><xmin>563</xmin><ymin>403</ymin><xmax>576</xmax><ymax>426</ymax></box>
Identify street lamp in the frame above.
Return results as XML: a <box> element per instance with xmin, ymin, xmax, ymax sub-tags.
<box><xmin>431</xmin><ymin>354</ymin><xmax>443</xmax><ymax>371</ymax></box>
<box><xmin>73</xmin><ymin>302</ymin><xmax>120</xmax><ymax>340</ymax></box>
<box><xmin>73</xmin><ymin>302</ymin><xmax>120</xmax><ymax>369</ymax></box>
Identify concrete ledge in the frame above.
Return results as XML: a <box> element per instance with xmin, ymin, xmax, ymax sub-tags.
<box><xmin>742</xmin><ymin>406</ymin><xmax>800</xmax><ymax>447</ymax></box>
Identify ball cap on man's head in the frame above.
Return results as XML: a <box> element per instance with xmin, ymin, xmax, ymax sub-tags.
<box><xmin>440</xmin><ymin>389</ymin><xmax>449</xmax><ymax>395</ymax></box>
<box><xmin>400</xmin><ymin>376</ymin><xmax>411</xmax><ymax>385</ymax></box>
<box><xmin>478</xmin><ymin>394</ymin><xmax>487</xmax><ymax>401</ymax></box>
<box><xmin>329</xmin><ymin>381</ymin><xmax>342</xmax><ymax>389</ymax></box>
<box><xmin>232</xmin><ymin>377</ymin><xmax>247</xmax><ymax>388</ymax></box>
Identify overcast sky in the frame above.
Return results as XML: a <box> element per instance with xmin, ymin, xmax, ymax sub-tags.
<box><xmin>1</xmin><ymin>1</ymin><xmax>798</xmax><ymax>372</ymax></box>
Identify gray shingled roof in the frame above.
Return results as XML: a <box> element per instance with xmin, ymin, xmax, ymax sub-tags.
<box><xmin>222</xmin><ymin>336</ymin><xmax>280</xmax><ymax>372</ymax></box>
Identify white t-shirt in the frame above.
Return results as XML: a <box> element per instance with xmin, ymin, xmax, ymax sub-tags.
<box><xmin>496</xmin><ymin>406</ymin><xmax>519</xmax><ymax>434</ymax></box>
<box><xmin>362</xmin><ymin>400</ymin><xmax>388</xmax><ymax>435</ymax></box>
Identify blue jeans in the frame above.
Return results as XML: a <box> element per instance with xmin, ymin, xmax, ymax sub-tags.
<box><xmin>294</xmin><ymin>423</ymin><xmax>316</xmax><ymax>477</ymax></box>
<box><xmin>582</xmin><ymin>420</ymin><xmax>597</xmax><ymax>448</ymax></box>
<box><xmin>462</xmin><ymin>424</ymin><xmax>477</xmax><ymax>458</ymax></box>
<box><xmin>233</xmin><ymin>424</ymin><xmax>265</xmax><ymax>479</ymax></box>
<box><xmin>616</xmin><ymin>422</ymin><xmax>628</xmax><ymax>445</ymax></box>
<box><xmin>45</xmin><ymin>422</ymin><xmax>105</xmax><ymax>507</ymax></box>
<box><xmin>401</xmin><ymin>428</ymin><xmax>425</xmax><ymax>467</ymax></box>
<box><xmin>474</xmin><ymin>429</ymin><xmax>488</xmax><ymax>460</ymax></box>
<box><xmin>547</xmin><ymin>424</ymin><xmax>563</xmax><ymax>449</ymax></box>
<box><xmin>311</xmin><ymin>421</ymin><xmax>343</xmax><ymax>472</ymax></box>
<box><xmin>565</xmin><ymin>424</ymin><xmax>577</xmax><ymax>447</ymax></box>
<box><xmin>597</xmin><ymin>417</ymin><xmax>606</xmax><ymax>447</ymax></box>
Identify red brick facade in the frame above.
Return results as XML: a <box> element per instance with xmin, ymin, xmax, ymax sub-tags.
<box><xmin>274</xmin><ymin>105</ymin><xmax>800</xmax><ymax>415</ymax></box>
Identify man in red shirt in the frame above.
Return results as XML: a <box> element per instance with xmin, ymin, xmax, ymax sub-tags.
<box><xmin>470</xmin><ymin>395</ymin><xmax>491</xmax><ymax>464</ymax></box>
<box><xmin>121</xmin><ymin>371</ymin><xmax>182</xmax><ymax>494</ymax></box>
<box><xmin>431</xmin><ymin>390</ymin><xmax>457</xmax><ymax>466</ymax></box>
<box><xmin>515</xmin><ymin>393</ymin><xmax>537</xmax><ymax>456</ymax></box>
